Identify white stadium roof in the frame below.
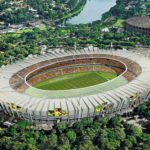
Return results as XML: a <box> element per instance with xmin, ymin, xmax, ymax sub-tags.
<box><xmin>0</xmin><ymin>46</ymin><xmax>150</xmax><ymax>113</ymax></box>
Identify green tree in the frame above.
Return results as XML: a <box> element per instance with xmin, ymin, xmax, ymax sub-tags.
<box><xmin>66</xmin><ymin>130</ymin><xmax>77</xmax><ymax>143</ymax></box>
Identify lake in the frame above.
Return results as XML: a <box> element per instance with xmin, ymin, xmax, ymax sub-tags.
<box><xmin>67</xmin><ymin>0</ymin><xmax>116</xmax><ymax>24</ymax></box>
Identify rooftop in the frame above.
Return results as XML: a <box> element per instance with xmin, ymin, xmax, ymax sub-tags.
<box><xmin>0</xmin><ymin>47</ymin><xmax>150</xmax><ymax>113</ymax></box>
<box><xmin>126</xmin><ymin>16</ymin><xmax>150</xmax><ymax>29</ymax></box>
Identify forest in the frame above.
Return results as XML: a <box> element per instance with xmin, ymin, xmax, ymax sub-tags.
<box><xmin>0</xmin><ymin>0</ymin><xmax>86</xmax><ymax>24</ymax></box>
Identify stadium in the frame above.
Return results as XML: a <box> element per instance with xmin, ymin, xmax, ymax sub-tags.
<box><xmin>0</xmin><ymin>47</ymin><xmax>150</xmax><ymax>125</ymax></box>
<box><xmin>125</xmin><ymin>16</ymin><xmax>150</xmax><ymax>35</ymax></box>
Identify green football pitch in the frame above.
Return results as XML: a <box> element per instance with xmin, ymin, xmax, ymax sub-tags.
<box><xmin>34</xmin><ymin>71</ymin><xmax>117</xmax><ymax>90</ymax></box>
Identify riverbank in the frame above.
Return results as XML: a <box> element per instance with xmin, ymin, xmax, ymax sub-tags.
<box><xmin>56</xmin><ymin>0</ymin><xmax>87</xmax><ymax>23</ymax></box>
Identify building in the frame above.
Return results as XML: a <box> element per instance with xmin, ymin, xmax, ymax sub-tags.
<box><xmin>125</xmin><ymin>16</ymin><xmax>150</xmax><ymax>35</ymax></box>
<box><xmin>0</xmin><ymin>47</ymin><xmax>150</xmax><ymax>125</ymax></box>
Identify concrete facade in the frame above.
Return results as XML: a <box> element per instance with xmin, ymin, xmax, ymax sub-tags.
<box><xmin>0</xmin><ymin>47</ymin><xmax>150</xmax><ymax>124</ymax></box>
<box><xmin>125</xmin><ymin>16</ymin><xmax>150</xmax><ymax>35</ymax></box>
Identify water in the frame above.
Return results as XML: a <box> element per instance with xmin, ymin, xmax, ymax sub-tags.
<box><xmin>67</xmin><ymin>0</ymin><xmax>116</xmax><ymax>25</ymax></box>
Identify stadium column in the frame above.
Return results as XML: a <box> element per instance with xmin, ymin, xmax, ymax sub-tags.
<box><xmin>146</xmin><ymin>91</ymin><xmax>150</xmax><ymax>101</ymax></box>
<box><xmin>119</xmin><ymin>98</ymin><xmax>126</xmax><ymax>114</ymax></box>
<box><xmin>0</xmin><ymin>102</ymin><xmax>8</xmax><ymax>114</ymax></box>
<box><xmin>26</xmin><ymin>107</ymin><xmax>33</xmax><ymax>122</ymax></box>
<box><xmin>5</xmin><ymin>103</ymin><xmax>14</xmax><ymax>116</ymax></box>
<box><xmin>77</xmin><ymin>102</ymin><xmax>82</xmax><ymax>121</ymax></box>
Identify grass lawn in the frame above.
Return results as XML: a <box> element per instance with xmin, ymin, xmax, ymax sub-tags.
<box><xmin>114</xmin><ymin>19</ymin><xmax>125</xmax><ymax>27</ymax></box>
<box><xmin>16</xmin><ymin>28</ymin><xmax>33</xmax><ymax>34</ymax></box>
<box><xmin>34</xmin><ymin>71</ymin><xmax>117</xmax><ymax>90</ymax></box>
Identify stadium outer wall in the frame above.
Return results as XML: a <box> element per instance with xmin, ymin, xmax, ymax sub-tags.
<box><xmin>0</xmin><ymin>47</ymin><xmax>150</xmax><ymax>125</ymax></box>
<box><xmin>125</xmin><ymin>16</ymin><xmax>150</xmax><ymax>35</ymax></box>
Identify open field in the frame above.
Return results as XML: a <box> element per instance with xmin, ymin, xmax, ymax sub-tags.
<box><xmin>114</xmin><ymin>19</ymin><xmax>125</xmax><ymax>27</ymax></box>
<box><xmin>34</xmin><ymin>71</ymin><xmax>117</xmax><ymax>90</ymax></box>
